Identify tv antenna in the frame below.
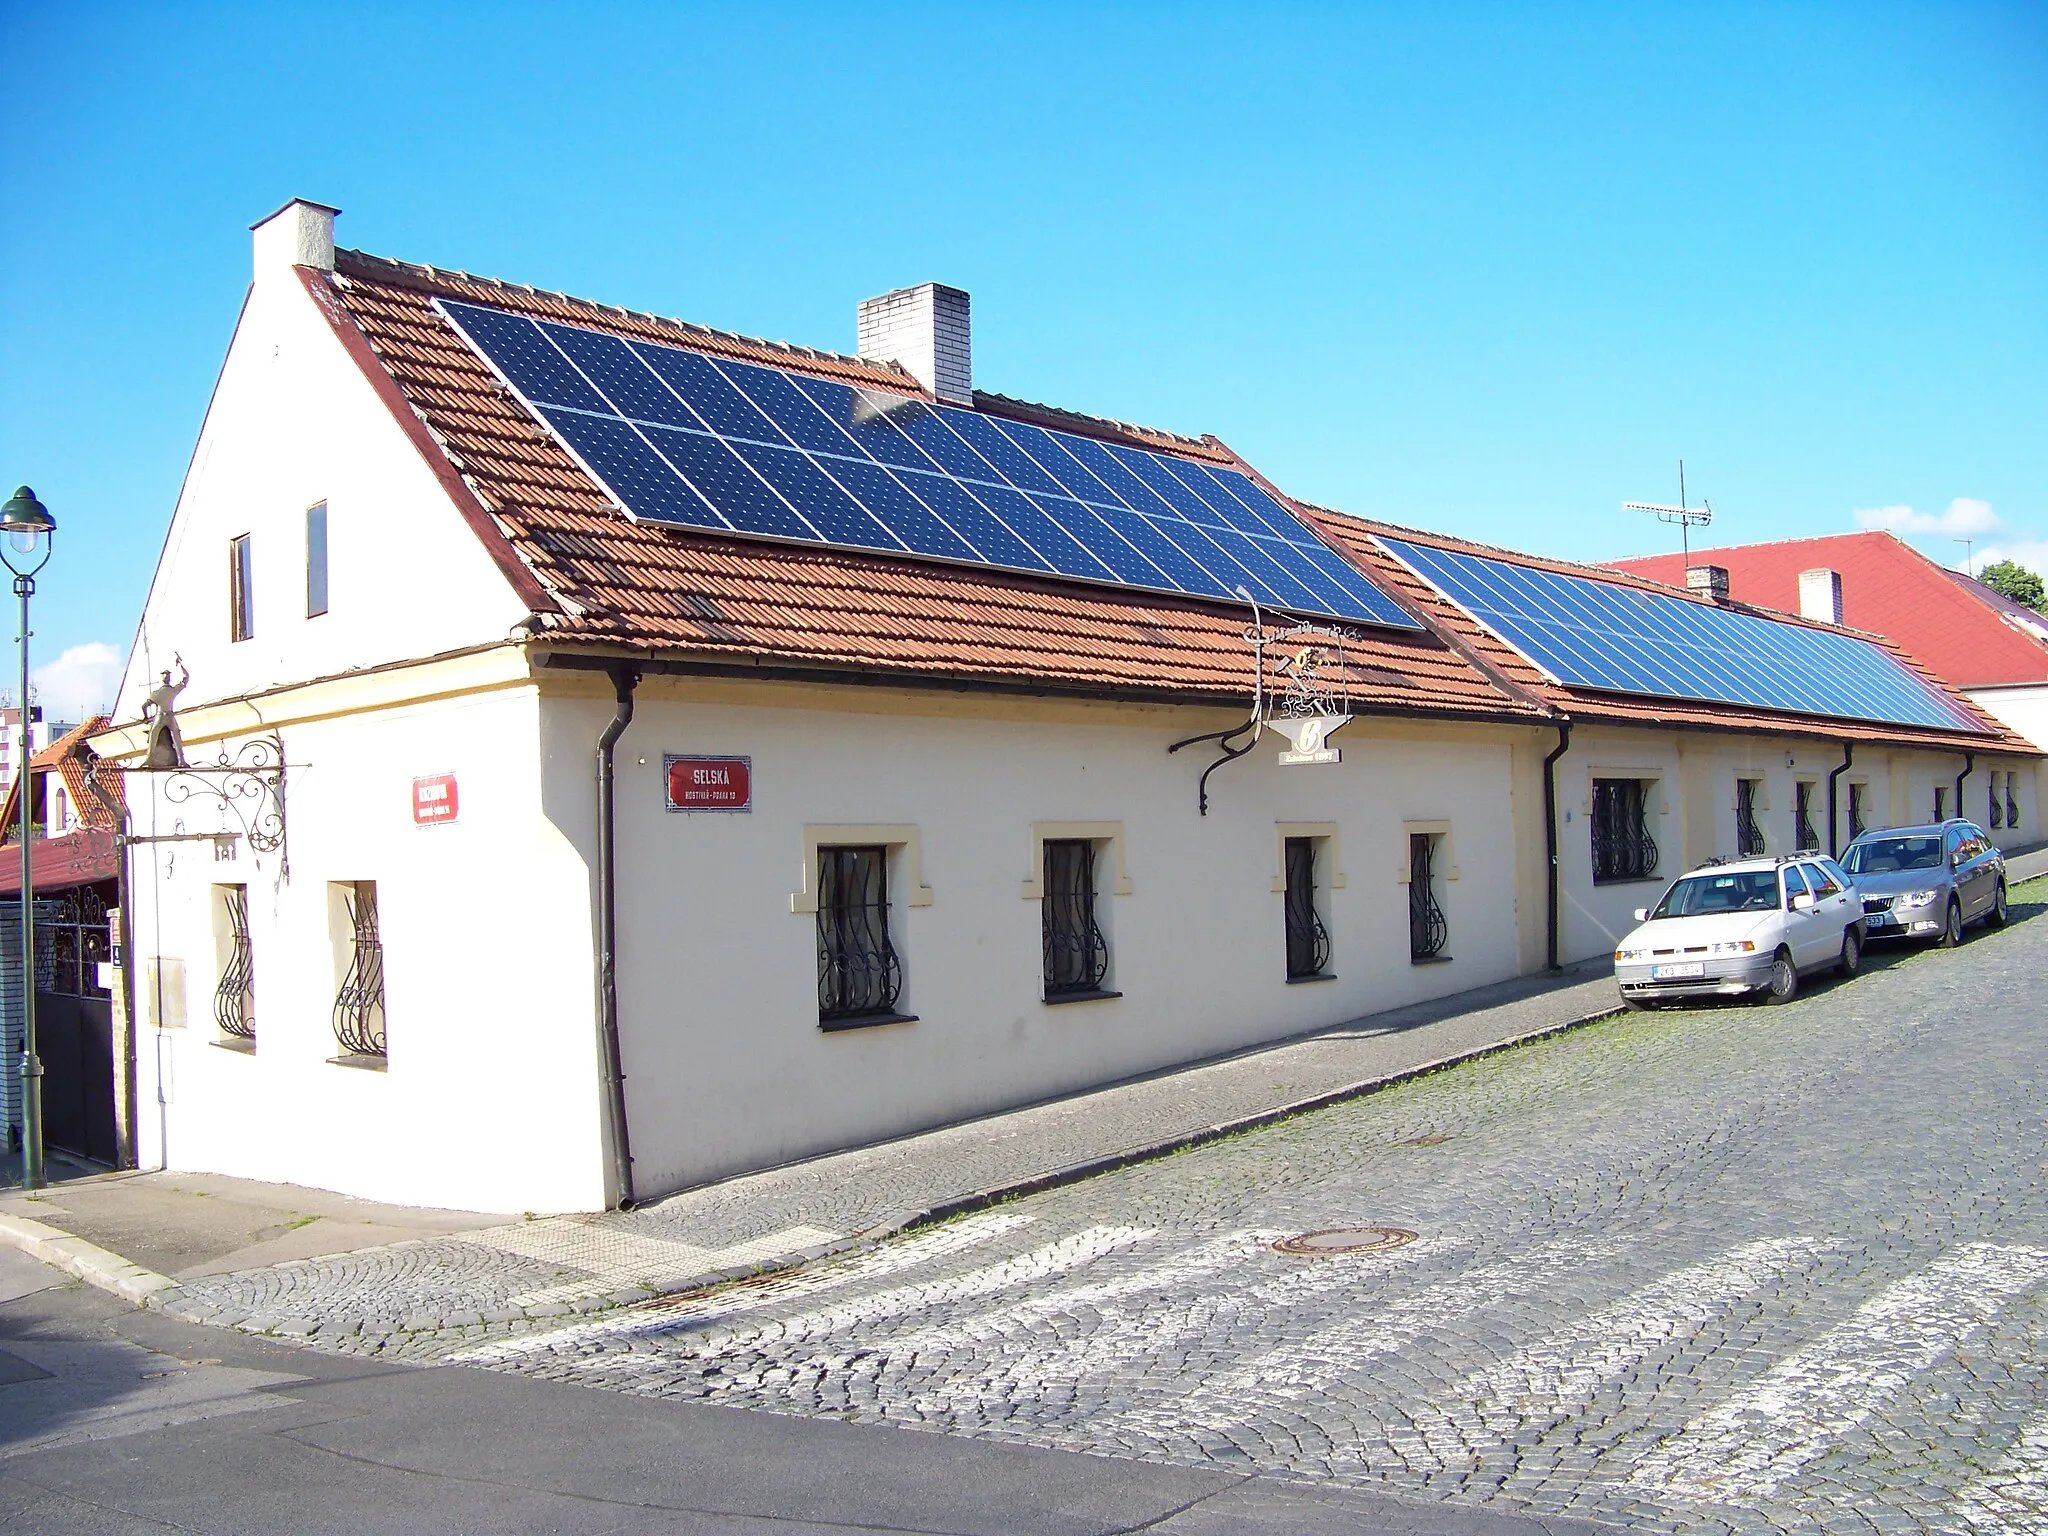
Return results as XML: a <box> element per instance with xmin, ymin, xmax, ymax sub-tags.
<box><xmin>1623</xmin><ymin>460</ymin><xmax>1714</xmax><ymax>564</ymax></box>
<box><xmin>1956</xmin><ymin>538</ymin><xmax>1975</xmax><ymax>578</ymax></box>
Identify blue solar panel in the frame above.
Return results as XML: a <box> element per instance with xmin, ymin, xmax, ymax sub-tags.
<box><xmin>438</xmin><ymin>298</ymin><xmax>1420</xmax><ymax>631</ymax></box>
<box><xmin>1377</xmin><ymin>535</ymin><xmax>1987</xmax><ymax>733</ymax></box>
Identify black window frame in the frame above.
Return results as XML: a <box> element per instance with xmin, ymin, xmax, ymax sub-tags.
<box><xmin>816</xmin><ymin>844</ymin><xmax>908</xmax><ymax>1027</ymax></box>
<box><xmin>1933</xmin><ymin>786</ymin><xmax>1947</xmax><ymax>822</ymax></box>
<box><xmin>1042</xmin><ymin>838</ymin><xmax>1114</xmax><ymax>1001</ymax></box>
<box><xmin>1794</xmin><ymin>780</ymin><xmax>1819</xmax><ymax>851</ymax></box>
<box><xmin>1408</xmin><ymin>832</ymin><xmax>1449</xmax><ymax>963</ymax></box>
<box><xmin>1591</xmin><ymin>778</ymin><xmax>1659</xmax><ymax>884</ymax></box>
<box><xmin>1736</xmin><ymin>778</ymin><xmax>1765</xmax><ymax>857</ymax></box>
<box><xmin>1848</xmin><ymin>782</ymin><xmax>1867</xmax><ymax>839</ymax></box>
<box><xmin>1282</xmin><ymin>835</ymin><xmax>1332</xmax><ymax>982</ymax></box>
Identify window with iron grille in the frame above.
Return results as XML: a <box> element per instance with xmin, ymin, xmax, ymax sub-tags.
<box><xmin>1736</xmin><ymin>779</ymin><xmax>1765</xmax><ymax>856</ymax></box>
<box><xmin>229</xmin><ymin>534</ymin><xmax>254</xmax><ymax>643</ymax></box>
<box><xmin>1848</xmin><ymin>782</ymin><xmax>1867</xmax><ymax>839</ymax></box>
<box><xmin>1591</xmin><ymin>779</ymin><xmax>1658</xmax><ymax>883</ymax></box>
<box><xmin>1794</xmin><ymin>781</ymin><xmax>1819</xmax><ymax>851</ymax></box>
<box><xmin>1933</xmin><ymin>786</ymin><xmax>1947</xmax><ymax>821</ymax></box>
<box><xmin>1283</xmin><ymin>836</ymin><xmax>1331</xmax><ymax>981</ymax></box>
<box><xmin>1989</xmin><ymin>773</ymin><xmax>2005</xmax><ymax>830</ymax></box>
<box><xmin>332</xmin><ymin>881</ymin><xmax>386</xmax><ymax>1060</ymax></box>
<box><xmin>1408</xmin><ymin>833</ymin><xmax>1449</xmax><ymax>962</ymax></box>
<box><xmin>1042</xmin><ymin>839</ymin><xmax>1112</xmax><ymax>999</ymax></box>
<box><xmin>2008</xmin><ymin>777</ymin><xmax>2021</xmax><ymax>831</ymax></box>
<box><xmin>213</xmin><ymin>884</ymin><xmax>254</xmax><ymax>1044</ymax></box>
<box><xmin>817</xmin><ymin>845</ymin><xmax>904</xmax><ymax>1024</ymax></box>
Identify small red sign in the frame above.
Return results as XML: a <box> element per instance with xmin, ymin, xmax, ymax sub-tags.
<box><xmin>666</xmin><ymin>755</ymin><xmax>752</xmax><ymax>812</ymax></box>
<box><xmin>412</xmin><ymin>773</ymin><xmax>460</xmax><ymax>826</ymax></box>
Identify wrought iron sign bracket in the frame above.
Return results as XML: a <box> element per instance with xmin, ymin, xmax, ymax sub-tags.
<box><xmin>1167</xmin><ymin>590</ymin><xmax>1360</xmax><ymax>817</ymax></box>
<box><xmin>96</xmin><ymin>733</ymin><xmax>294</xmax><ymax>877</ymax></box>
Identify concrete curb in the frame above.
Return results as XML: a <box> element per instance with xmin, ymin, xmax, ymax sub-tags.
<box><xmin>0</xmin><ymin>1211</ymin><xmax>182</xmax><ymax>1307</ymax></box>
<box><xmin>857</xmin><ymin>1000</ymin><xmax>1628</xmax><ymax>1245</ymax></box>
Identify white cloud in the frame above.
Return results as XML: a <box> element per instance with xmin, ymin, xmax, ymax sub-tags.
<box><xmin>1973</xmin><ymin>538</ymin><xmax>2048</xmax><ymax>580</ymax></box>
<box><xmin>1853</xmin><ymin>496</ymin><xmax>2002</xmax><ymax>536</ymax></box>
<box><xmin>30</xmin><ymin>642</ymin><xmax>122</xmax><ymax>723</ymax></box>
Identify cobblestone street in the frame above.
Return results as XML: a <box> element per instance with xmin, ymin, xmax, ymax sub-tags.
<box><xmin>450</xmin><ymin>906</ymin><xmax>2048</xmax><ymax>1534</ymax></box>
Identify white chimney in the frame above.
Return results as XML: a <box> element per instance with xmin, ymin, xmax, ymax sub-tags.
<box><xmin>251</xmin><ymin>198</ymin><xmax>338</xmax><ymax>284</ymax></box>
<box><xmin>1798</xmin><ymin>567</ymin><xmax>1844</xmax><ymax>626</ymax></box>
<box><xmin>857</xmin><ymin>283</ymin><xmax>971</xmax><ymax>404</ymax></box>
<box><xmin>1686</xmin><ymin>564</ymin><xmax>1731</xmax><ymax>601</ymax></box>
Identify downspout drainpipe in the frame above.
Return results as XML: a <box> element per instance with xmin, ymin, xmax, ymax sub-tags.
<box><xmin>1542</xmin><ymin>720</ymin><xmax>1572</xmax><ymax>973</ymax></box>
<box><xmin>1955</xmin><ymin>753</ymin><xmax>1975</xmax><ymax>824</ymax></box>
<box><xmin>1827</xmin><ymin>742</ymin><xmax>1854</xmax><ymax>859</ymax></box>
<box><xmin>595</xmin><ymin>664</ymin><xmax>640</xmax><ymax>1210</ymax></box>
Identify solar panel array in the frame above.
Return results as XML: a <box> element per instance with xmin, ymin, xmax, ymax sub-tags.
<box><xmin>1376</xmin><ymin>535</ymin><xmax>1988</xmax><ymax>734</ymax></box>
<box><xmin>437</xmin><ymin>299</ymin><xmax>1418</xmax><ymax>631</ymax></box>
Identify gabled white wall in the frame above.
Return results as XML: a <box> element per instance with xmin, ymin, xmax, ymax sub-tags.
<box><xmin>114</xmin><ymin>251</ymin><xmax>532</xmax><ymax>726</ymax></box>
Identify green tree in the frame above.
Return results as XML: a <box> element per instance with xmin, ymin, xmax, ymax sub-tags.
<box><xmin>1979</xmin><ymin>558</ymin><xmax>2047</xmax><ymax>613</ymax></box>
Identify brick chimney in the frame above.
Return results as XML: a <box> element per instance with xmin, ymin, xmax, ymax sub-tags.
<box><xmin>1686</xmin><ymin>565</ymin><xmax>1731</xmax><ymax>601</ymax></box>
<box><xmin>858</xmin><ymin>283</ymin><xmax>971</xmax><ymax>404</ymax></box>
<box><xmin>1798</xmin><ymin>568</ymin><xmax>1844</xmax><ymax>626</ymax></box>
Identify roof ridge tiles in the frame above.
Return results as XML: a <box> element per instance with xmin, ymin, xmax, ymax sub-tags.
<box><xmin>335</xmin><ymin>248</ymin><xmax>919</xmax><ymax>387</ymax></box>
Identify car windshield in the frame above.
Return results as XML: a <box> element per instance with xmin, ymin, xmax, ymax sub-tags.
<box><xmin>1651</xmin><ymin>870</ymin><xmax>1781</xmax><ymax>918</ymax></box>
<box><xmin>1843</xmin><ymin>836</ymin><xmax>1944</xmax><ymax>874</ymax></box>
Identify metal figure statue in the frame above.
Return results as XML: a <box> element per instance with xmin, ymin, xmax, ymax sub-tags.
<box><xmin>142</xmin><ymin>658</ymin><xmax>190</xmax><ymax>770</ymax></box>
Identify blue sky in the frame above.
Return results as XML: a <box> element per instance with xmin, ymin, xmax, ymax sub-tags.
<box><xmin>2</xmin><ymin>2</ymin><xmax>2042</xmax><ymax>718</ymax></box>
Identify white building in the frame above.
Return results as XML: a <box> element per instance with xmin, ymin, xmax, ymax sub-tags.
<box><xmin>89</xmin><ymin>201</ymin><xmax>2037</xmax><ymax>1214</ymax></box>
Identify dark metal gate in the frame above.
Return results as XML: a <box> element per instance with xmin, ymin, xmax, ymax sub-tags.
<box><xmin>41</xmin><ymin>885</ymin><xmax>116</xmax><ymax>1164</ymax></box>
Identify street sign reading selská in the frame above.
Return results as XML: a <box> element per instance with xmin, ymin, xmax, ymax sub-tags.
<box><xmin>412</xmin><ymin>773</ymin><xmax>459</xmax><ymax>826</ymax></box>
<box><xmin>665</xmin><ymin>755</ymin><xmax>752</xmax><ymax>812</ymax></box>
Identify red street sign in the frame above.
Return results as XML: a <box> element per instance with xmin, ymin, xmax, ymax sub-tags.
<box><xmin>666</xmin><ymin>755</ymin><xmax>751</xmax><ymax>812</ymax></box>
<box><xmin>412</xmin><ymin>773</ymin><xmax>459</xmax><ymax>826</ymax></box>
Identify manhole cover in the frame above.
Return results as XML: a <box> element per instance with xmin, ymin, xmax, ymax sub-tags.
<box><xmin>1272</xmin><ymin>1226</ymin><xmax>1418</xmax><ymax>1256</ymax></box>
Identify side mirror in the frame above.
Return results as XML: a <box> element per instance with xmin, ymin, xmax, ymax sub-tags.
<box><xmin>1633</xmin><ymin>908</ymin><xmax>1650</xmax><ymax>923</ymax></box>
<box><xmin>1790</xmin><ymin>893</ymin><xmax>1815</xmax><ymax>912</ymax></box>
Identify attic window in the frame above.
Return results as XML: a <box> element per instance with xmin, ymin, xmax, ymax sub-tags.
<box><xmin>230</xmin><ymin>535</ymin><xmax>255</xmax><ymax>643</ymax></box>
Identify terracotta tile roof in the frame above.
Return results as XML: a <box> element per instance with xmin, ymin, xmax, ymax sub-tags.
<box><xmin>0</xmin><ymin>716</ymin><xmax>125</xmax><ymax>839</ymax></box>
<box><xmin>312</xmin><ymin>251</ymin><xmax>1537</xmax><ymax>721</ymax></box>
<box><xmin>1303</xmin><ymin>513</ymin><xmax>2032</xmax><ymax>756</ymax></box>
<box><xmin>1604</xmin><ymin>531</ymin><xmax>2048</xmax><ymax>690</ymax></box>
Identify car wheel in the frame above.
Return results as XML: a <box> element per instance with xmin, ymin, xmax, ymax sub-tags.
<box><xmin>1989</xmin><ymin>880</ymin><xmax>2009</xmax><ymax>928</ymax></box>
<box><xmin>1763</xmin><ymin>947</ymin><xmax>1799</xmax><ymax>1005</ymax></box>
<box><xmin>1835</xmin><ymin>925</ymin><xmax>1862</xmax><ymax>978</ymax></box>
<box><xmin>1940</xmin><ymin>898</ymin><xmax>1964</xmax><ymax>948</ymax></box>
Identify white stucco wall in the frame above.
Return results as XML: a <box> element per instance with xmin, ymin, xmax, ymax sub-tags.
<box><xmin>113</xmin><ymin>253</ymin><xmax>532</xmax><ymax>726</ymax></box>
<box><xmin>1968</xmin><ymin>686</ymin><xmax>2048</xmax><ymax>754</ymax></box>
<box><xmin>127</xmin><ymin>683</ymin><xmax>608</xmax><ymax>1214</ymax></box>
<box><xmin>548</xmin><ymin>681</ymin><xmax>1524</xmax><ymax>1199</ymax></box>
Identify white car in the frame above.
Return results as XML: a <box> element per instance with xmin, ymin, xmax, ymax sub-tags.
<box><xmin>1613</xmin><ymin>854</ymin><xmax>1863</xmax><ymax>1007</ymax></box>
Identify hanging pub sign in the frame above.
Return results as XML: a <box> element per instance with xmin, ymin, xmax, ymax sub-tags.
<box><xmin>665</xmin><ymin>754</ymin><xmax>752</xmax><ymax>813</ymax></box>
<box><xmin>412</xmin><ymin>772</ymin><xmax>460</xmax><ymax>826</ymax></box>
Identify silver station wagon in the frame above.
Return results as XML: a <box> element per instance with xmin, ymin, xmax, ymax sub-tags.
<box><xmin>1844</xmin><ymin>820</ymin><xmax>2008</xmax><ymax>946</ymax></box>
<box><xmin>1614</xmin><ymin>853</ymin><xmax>1864</xmax><ymax>1007</ymax></box>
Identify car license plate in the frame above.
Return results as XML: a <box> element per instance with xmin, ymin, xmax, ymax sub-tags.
<box><xmin>1651</xmin><ymin>962</ymin><xmax>1705</xmax><ymax>979</ymax></box>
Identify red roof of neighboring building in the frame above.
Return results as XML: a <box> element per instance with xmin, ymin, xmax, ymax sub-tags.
<box><xmin>0</xmin><ymin>827</ymin><xmax>118</xmax><ymax>896</ymax></box>
<box><xmin>1306</xmin><ymin>514</ymin><xmax>2026</xmax><ymax>755</ymax></box>
<box><xmin>0</xmin><ymin>716</ymin><xmax>123</xmax><ymax>838</ymax></box>
<box><xmin>1603</xmin><ymin>531</ymin><xmax>2048</xmax><ymax>690</ymax></box>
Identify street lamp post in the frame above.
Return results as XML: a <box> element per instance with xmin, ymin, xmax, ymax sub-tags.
<box><xmin>1</xmin><ymin>488</ymin><xmax>54</xmax><ymax>1189</ymax></box>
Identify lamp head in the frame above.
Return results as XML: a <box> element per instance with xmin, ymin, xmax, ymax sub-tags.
<box><xmin>0</xmin><ymin>487</ymin><xmax>53</xmax><ymax>561</ymax></box>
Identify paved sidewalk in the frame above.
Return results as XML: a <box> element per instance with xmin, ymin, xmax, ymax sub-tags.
<box><xmin>92</xmin><ymin>957</ymin><xmax>1626</xmax><ymax>1355</ymax></box>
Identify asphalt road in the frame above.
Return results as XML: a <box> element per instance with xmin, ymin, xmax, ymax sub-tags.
<box><xmin>1</xmin><ymin>893</ymin><xmax>2041</xmax><ymax>1534</ymax></box>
